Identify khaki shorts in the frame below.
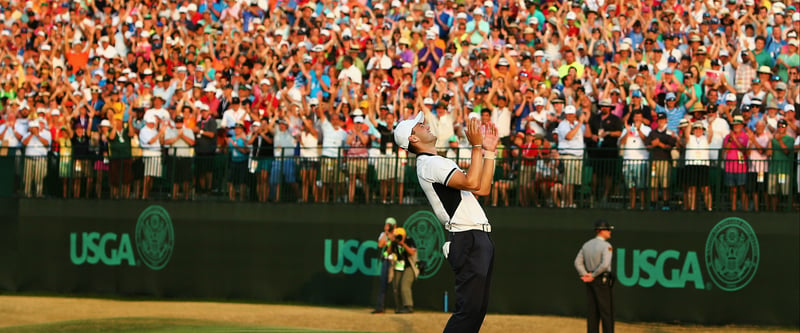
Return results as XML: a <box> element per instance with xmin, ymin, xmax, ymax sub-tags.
<box><xmin>768</xmin><ymin>173</ymin><xmax>791</xmax><ymax>196</ymax></box>
<box><xmin>376</xmin><ymin>155</ymin><xmax>401</xmax><ymax>181</ymax></box>
<box><xmin>347</xmin><ymin>157</ymin><xmax>368</xmax><ymax>175</ymax></box>
<box><xmin>649</xmin><ymin>160</ymin><xmax>671</xmax><ymax>189</ymax></box>
<box><xmin>560</xmin><ymin>155</ymin><xmax>583</xmax><ymax>185</ymax></box>
<box><xmin>320</xmin><ymin>157</ymin><xmax>345</xmax><ymax>183</ymax></box>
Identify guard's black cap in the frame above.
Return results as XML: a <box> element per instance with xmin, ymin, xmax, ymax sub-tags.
<box><xmin>594</xmin><ymin>220</ymin><xmax>615</xmax><ymax>230</ymax></box>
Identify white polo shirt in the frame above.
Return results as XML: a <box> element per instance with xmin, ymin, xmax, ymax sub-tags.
<box><xmin>416</xmin><ymin>153</ymin><xmax>490</xmax><ymax>232</ymax></box>
<box><xmin>621</xmin><ymin>126</ymin><xmax>651</xmax><ymax>161</ymax></box>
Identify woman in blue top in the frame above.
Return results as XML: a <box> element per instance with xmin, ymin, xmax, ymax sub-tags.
<box><xmin>227</xmin><ymin>123</ymin><xmax>250</xmax><ymax>201</ymax></box>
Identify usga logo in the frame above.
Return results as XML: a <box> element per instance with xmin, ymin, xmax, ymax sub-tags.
<box><xmin>617</xmin><ymin>217</ymin><xmax>759</xmax><ymax>291</ymax></box>
<box><xmin>324</xmin><ymin>211</ymin><xmax>445</xmax><ymax>279</ymax></box>
<box><xmin>70</xmin><ymin>205</ymin><xmax>175</xmax><ymax>270</ymax></box>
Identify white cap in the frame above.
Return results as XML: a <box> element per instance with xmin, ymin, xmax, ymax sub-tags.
<box><xmin>425</xmin><ymin>10</ymin><xmax>434</xmax><ymax>18</ymax></box>
<box><xmin>473</xmin><ymin>8</ymin><xmax>483</xmax><ymax>15</ymax></box>
<box><xmin>483</xmin><ymin>0</ymin><xmax>493</xmax><ymax>7</ymax></box>
<box><xmin>786</xmin><ymin>104</ymin><xmax>796</xmax><ymax>112</ymax></box>
<box><xmin>353</xmin><ymin>116</ymin><xmax>365</xmax><ymax>123</ymax></box>
<box><xmin>719</xmin><ymin>49</ymin><xmax>729</xmax><ymax>57</ymax></box>
<box><xmin>393</xmin><ymin>112</ymin><xmax>425</xmax><ymax>151</ymax></box>
<box><xmin>41</xmin><ymin>44</ymin><xmax>51</xmax><ymax>51</ymax></box>
<box><xmin>794</xmin><ymin>13</ymin><xmax>800</xmax><ymax>21</ymax></box>
<box><xmin>566</xmin><ymin>12</ymin><xmax>577</xmax><ymax>20</ymax></box>
<box><xmin>252</xmin><ymin>121</ymin><xmax>261</xmax><ymax>127</ymax></box>
<box><xmin>51</xmin><ymin>109</ymin><xmax>61</xmax><ymax>116</ymax></box>
<box><xmin>187</xmin><ymin>3</ymin><xmax>197</xmax><ymax>11</ymax></box>
<box><xmin>456</xmin><ymin>12</ymin><xmax>467</xmax><ymax>20</ymax></box>
<box><xmin>100</xmin><ymin>119</ymin><xmax>112</xmax><ymax>127</ymax></box>
<box><xmin>533</xmin><ymin>97</ymin><xmax>545</xmax><ymax>106</ymax></box>
<box><xmin>725</xmin><ymin>94</ymin><xmax>737</xmax><ymax>102</ymax></box>
<box><xmin>144</xmin><ymin>115</ymin><xmax>157</xmax><ymax>123</ymax></box>
<box><xmin>29</xmin><ymin>121</ymin><xmax>40</xmax><ymax>128</ymax></box>
<box><xmin>534</xmin><ymin>50</ymin><xmax>545</xmax><ymax>57</ymax></box>
<box><xmin>564</xmin><ymin>105</ymin><xmax>577</xmax><ymax>115</ymax></box>
<box><xmin>423</xmin><ymin>97</ymin><xmax>434</xmax><ymax>105</ymax></box>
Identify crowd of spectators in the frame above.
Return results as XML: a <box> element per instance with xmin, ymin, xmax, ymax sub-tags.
<box><xmin>0</xmin><ymin>0</ymin><xmax>799</xmax><ymax>211</ymax></box>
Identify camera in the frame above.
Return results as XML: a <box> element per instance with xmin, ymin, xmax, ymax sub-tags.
<box><xmin>395</xmin><ymin>234</ymin><xmax>404</xmax><ymax>242</ymax></box>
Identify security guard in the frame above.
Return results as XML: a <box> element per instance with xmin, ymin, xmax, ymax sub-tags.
<box><xmin>574</xmin><ymin>220</ymin><xmax>615</xmax><ymax>333</ymax></box>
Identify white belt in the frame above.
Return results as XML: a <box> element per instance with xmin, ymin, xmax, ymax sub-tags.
<box><xmin>446</xmin><ymin>223</ymin><xmax>492</xmax><ymax>233</ymax></box>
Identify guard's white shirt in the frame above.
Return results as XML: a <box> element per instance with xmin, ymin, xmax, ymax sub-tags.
<box><xmin>0</xmin><ymin>123</ymin><xmax>22</xmax><ymax>147</ymax></box>
<box><xmin>23</xmin><ymin>131</ymin><xmax>51</xmax><ymax>156</ymax></box>
<box><xmin>686</xmin><ymin>135</ymin><xmax>711</xmax><ymax>166</ymax></box>
<box><xmin>165</xmin><ymin>127</ymin><xmax>195</xmax><ymax>157</ymax></box>
<box><xmin>139</xmin><ymin>126</ymin><xmax>162</xmax><ymax>156</ymax></box>
<box><xmin>620</xmin><ymin>125</ymin><xmax>651</xmax><ymax>161</ymax></box>
<box><xmin>492</xmin><ymin>106</ymin><xmax>512</xmax><ymax>138</ymax></box>
<box><xmin>556</xmin><ymin>119</ymin><xmax>586</xmax><ymax>156</ymax></box>
<box><xmin>416</xmin><ymin>153</ymin><xmax>490</xmax><ymax>232</ymax></box>
<box><xmin>321</xmin><ymin>119</ymin><xmax>347</xmax><ymax>157</ymax></box>
<box><xmin>221</xmin><ymin>108</ymin><xmax>249</xmax><ymax>128</ymax></box>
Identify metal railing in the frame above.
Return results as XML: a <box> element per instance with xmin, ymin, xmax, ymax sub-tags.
<box><xmin>0</xmin><ymin>147</ymin><xmax>797</xmax><ymax>212</ymax></box>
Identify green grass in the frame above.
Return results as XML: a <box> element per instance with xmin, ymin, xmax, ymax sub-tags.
<box><xmin>0</xmin><ymin>317</ymin><xmax>378</xmax><ymax>333</ymax></box>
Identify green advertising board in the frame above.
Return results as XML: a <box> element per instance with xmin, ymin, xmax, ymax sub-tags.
<box><xmin>0</xmin><ymin>199</ymin><xmax>797</xmax><ymax>326</ymax></box>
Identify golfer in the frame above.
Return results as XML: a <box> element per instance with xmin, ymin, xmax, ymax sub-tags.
<box><xmin>394</xmin><ymin>112</ymin><xmax>498</xmax><ymax>333</ymax></box>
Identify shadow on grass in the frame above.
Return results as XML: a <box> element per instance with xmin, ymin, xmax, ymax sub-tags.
<box><xmin>0</xmin><ymin>317</ymin><xmax>380</xmax><ymax>333</ymax></box>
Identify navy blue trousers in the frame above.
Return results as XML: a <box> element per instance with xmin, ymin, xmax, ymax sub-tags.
<box><xmin>443</xmin><ymin>230</ymin><xmax>495</xmax><ymax>333</ymax></box>
<box><xmin>375</xmin><ymin>259</ymin><xmax>391</xmax><ymax>311</ymax></box>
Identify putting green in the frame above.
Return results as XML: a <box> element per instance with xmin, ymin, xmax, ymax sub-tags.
<box><xmin>0</xmin><ymin>317</ymin><xmax>378</xmax><ymax>333</ymax></box>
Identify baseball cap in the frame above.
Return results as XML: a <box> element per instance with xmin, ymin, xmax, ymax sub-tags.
<box><xmin>564</xmin><ymin>105</ymin><xmax>577</xmax><ymax>115</ymax></box>
<box><xmin>692</xmin><ymin>122</ymin><xmax>705</xmax><ymax>129</ymax></box>
<box><xmin>353</xmin><ymin>116</ymin><xmax>365</xmax><ymax>124</ymax></box>
<box><xmin>594</xmin><ymin>220</ymin><xmax>614</xmax><ymax>230</ymax></box>
<box><xmin>665</xmin><ymin>92</ymin><xmax>677</xmax><ymax>100</ymax></box>
<box><xmin>175</xmin><ymin>115</ymin><xmax>185</xmax><ymax>123</ymax></box>
<box><xmin>678</xmin><ymin>118</ymin><xmax>690</xmax><ymax>128</ymax></box>
<box><xmin>785</xmin><ymin>105</ymin><xmax>795</xmax><ymax>113</ymax></box>
<box><xmin>725</xmin><ymin>94</ymin><xmax>737</xmax><ymax>102</ymax></box>
<box><xmin>394</xmin><ymin>112</ymin><xmax>425</xmax><ymax>151</ymax></box>
<box><xmin>100</xmin><ymin>119</ymin><xmax>112</xmax><ymax>127</ymax></box>
<box><xmin>732</xmin><ymin>115</ymin><xmax>745</xmax><ymax>125</ymax></box>
<box><xmin>657</xmin><ymin>113</ymin><xmax>667</xmax><ymax>120</ymax></box>
<box><xmin>778</xmin><ymin>119</ymin><xmax>788</xmax><ymax>127</ymax></box>
<box><xmin>385</xmin><ymin>217</ymin><xmax>397</xmax><ymax>225</ymax></box>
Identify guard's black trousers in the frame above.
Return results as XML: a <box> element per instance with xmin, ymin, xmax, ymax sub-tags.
<box><xmin>443</xmin><ymin>230</ymin><xmax>495</xmax><ymax>333</ymax></box>
<box><xmin>586</xmin><ymin>277</ymin><xmax>614</xmax><ymax>333</ymax></box>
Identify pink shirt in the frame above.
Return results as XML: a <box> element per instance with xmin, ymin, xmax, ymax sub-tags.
<box><xmin>724</xmin><ymin>131</ymin><xmax>748</xmax><ymax>173</ymax></box>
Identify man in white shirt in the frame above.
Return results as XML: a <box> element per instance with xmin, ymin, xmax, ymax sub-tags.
<box><xmin>338</xmin><ymin>55</ymin><xmax>363</xmax><ymax>85</ymax></box>
<box><xmin>620</xmin><ymin>111</ymin><xmax>652</xmax><ymax>210</ymax></box>
<box><xmin>556</xmin><ymin>105</ymin><xmax>588</xmax><ymax>208</ymax></box>
<box><xmin>0</xmin><ymin>111</ymin><xmax>23</xmax><ymax>150</ymax></box>
<box><xmin>221</xmin><ymin>97</ymin><xmax>249</xmax><ymax>137</ymax></box>
<box><xmin>317</xmin><ymin>110</ymin><xmax>348</xmax><ymax>203</ymax></box>
<box><xmin>139</xmin><ymin>115</ymin><xmax>166</xmax><ymax>199</ymax></box>
<box><xmin>164</xmin><ymin>116</ymin><xmax>195</xmax><ymax>200</ymax></box>
<box><xmin>21</xmin><ymin>120</ymin><xmax>51</xmax><ymax>198</ymax></box>
<box><xmin>144</xmin><ymin>95</ymin><xmax>171</xmax><ymax>127</ymax></box>
<box><xmin>393</xmin><ymin>112</ymin><xmax>498</xmax><ymax>333</ymax></box>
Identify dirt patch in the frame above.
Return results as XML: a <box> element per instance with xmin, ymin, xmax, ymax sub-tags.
<box><xmin>0</xmin><ymin>296</ymin><xmax>794</xmax><ymax>333</ymax></box>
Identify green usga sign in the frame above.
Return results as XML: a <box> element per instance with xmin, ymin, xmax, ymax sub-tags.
<box><xmin>70</xmin><ymin>205</ymin><xmax>175</xmax><ymax>270</ymax></box>
<box><xmin>324</xmin><ymin>211</ymin><xmax>445</xmax><ymax>279</ymax></box>
<box><xmin>617</xmin><ymin>217</ymin><xmax>759</xmax><ymax>291</ymax></box>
